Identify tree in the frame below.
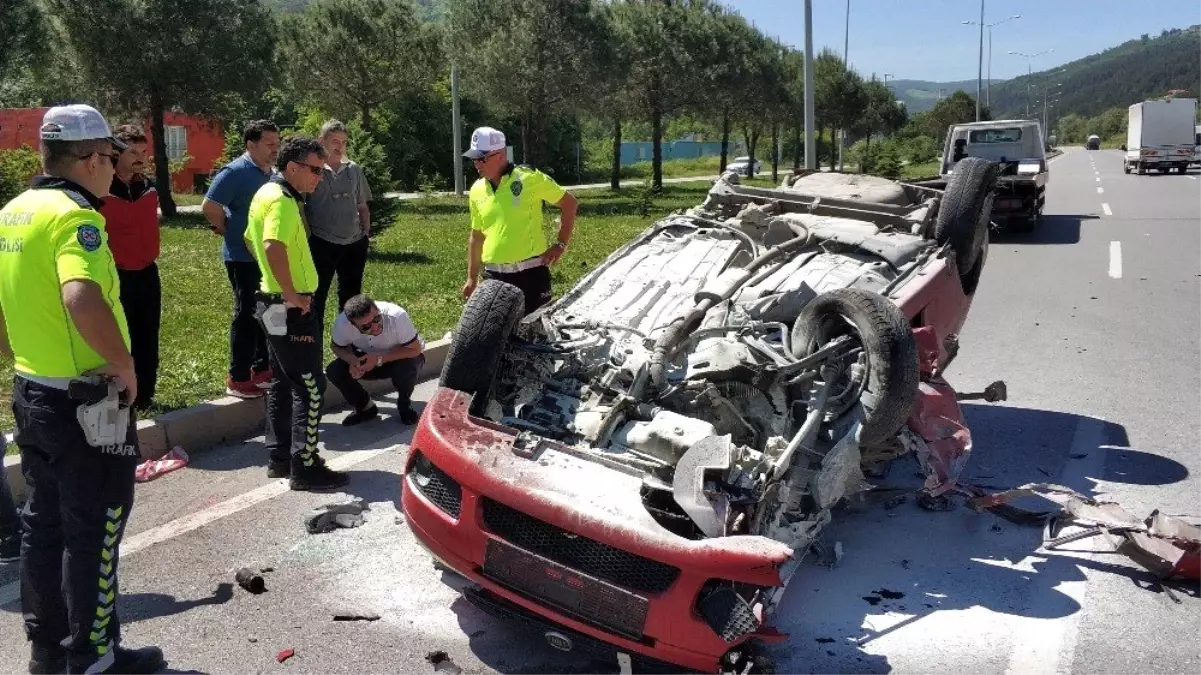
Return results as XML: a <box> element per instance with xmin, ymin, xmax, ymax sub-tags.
<box><xmin>282</xmin><ymin>0</ymin><xmax>441</xmax><ymax>136</ymax></box>
<box><xmin>813</xmin><ymin>49</ymin><xmax>864</xmax><ymax>169</ymax></box>
<box><xmin>699</xmin><ymin>5</ymin><xmax>759</xmax><ymax>173</ymax></box>
<box><xmin>446</xmin><ymin>0</ymin><xmax>605</xmax><ymax>169</ymax></box>
<box><xmin>612</xmin><ymin>0</ymin><xmax>714</xmax><ymax>191</ymax></box>
<box><xmin>45</xmin><ymin>0</ymin><xmax>278</xmax><ymax>217</ymax></box>
<box><xmin>0</xmin><ymin>0</ymin><xmax>46</xmax><ymax>76</ymax></box>
<box><xmin>852</xmin><ymin>77</ymin><xmax>907</xmax><ymax>156</ymax></box>
<box><xmin>589</xmin><ymin>2</ymin><xmax>634</xmax><ymax>190</ymax></box>
<box><xmin>914</xmin><ymin>90</ymin><xmax>989</xmax><ymax>141</ymax></box>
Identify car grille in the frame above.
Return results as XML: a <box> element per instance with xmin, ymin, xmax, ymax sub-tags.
<box><xmin>481</xmin><ymin>498</ymin><xmax>680</xmax><ymax>594</ymax></box>
<box><xmin>408</xmin><ymin>452</ymin><xmax>462</xmax><ymax>518</ymax></box>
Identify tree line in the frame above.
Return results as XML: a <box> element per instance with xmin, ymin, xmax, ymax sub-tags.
<box><xmin>2</xmin><ymin>0</ymin><xmax>994</xmax><ymax>217</ymax></box>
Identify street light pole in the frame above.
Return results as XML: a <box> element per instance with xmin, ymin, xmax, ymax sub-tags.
<box><xmin>804</xmin><ymin>0</ymin><xmax>815</xmax><ymax>170</ymax></box>
<box><xmin>451</xmin><ymin>63</ymin><xmax>464</xmax><ymax>196</ymax></box>
<box><xmin>963</xmin><ymin>14</ymin><xmax>1020</xmax><ymax>113</ymax></box>
<box><xmin>976</xmin><ymin>0</ymin><xmax>984</xmax><ymax>121</ymax></box>
<box><xmin>1009</xmin><ymin>49</ymin><xmax>1054</xmax><ymax>120</ymax></box>
<box><xmin>837</xmin><ymin>0</ymin><xmax>850</xmax><ymax>172</ymax></box>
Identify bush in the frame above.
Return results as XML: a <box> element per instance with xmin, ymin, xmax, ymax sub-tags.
<box><xmin>904</xmin><ymin>136</ymin><xmax>940</xmax><ymax>164</ymax></box>
<box><xmin>848</xmin><ymin>139</ymin><xmax>878</xmax><ymax>173</ymax></box>
<box><xmin>0</xmin><ymin>146</ymin><xmax>42</xmax><ymax>206</ymax></box>
<box><xmin>874</xmin><ymin>143</ymin><xmax>902</xmax><ymax>180</ymax></box>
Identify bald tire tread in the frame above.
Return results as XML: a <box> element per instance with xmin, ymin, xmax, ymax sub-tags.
<box><xmin>439</xmin><ymin>279</ymin><xmax>525</xmax><ymax>412</ymax></box>
<box><xmin>935</xmin><ymin>156</ymin><xmax>999</xmax><ymax>275</ymax></box>
<box><xmin>791</xmin><ymin>288</ymin><xmax>920</xmax><ymax>445</ymax></box>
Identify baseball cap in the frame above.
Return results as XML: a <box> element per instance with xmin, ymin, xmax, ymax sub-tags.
<box><xmin>463</xmin><ymin>126</ymin><xmax>505</xmax><ymax>159</ymax></box>
<box><xmin>39</xmin><ymin>104</ymin><xmax>128</xmax><ymax>150</ymax></box>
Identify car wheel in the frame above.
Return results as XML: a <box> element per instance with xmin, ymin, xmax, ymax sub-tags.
<box><xmin>933</xmin><ymin>156</ymin><xmax>998</xmax><ymax>278</ymax></box>
<box><xmin>439</xmin><ymin>279</ymin><xmax>525</xmax><ymax>415</ymax></box>
<box><xmin>790</xmin><ymin>288</ymin><xmax>920</xmax><ymax>445</ymax></box>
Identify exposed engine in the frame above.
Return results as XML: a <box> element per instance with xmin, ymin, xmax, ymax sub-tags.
<box><xmin>474</xmin><ymin>172</ymin><xmax>945</xmax><ymax>554</ymax></box>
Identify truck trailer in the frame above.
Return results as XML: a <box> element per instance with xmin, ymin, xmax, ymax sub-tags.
<box><xmin>1123</xmin><ymin>97</ymin><xmax>1197</xmax><ymax>175</ymax></box>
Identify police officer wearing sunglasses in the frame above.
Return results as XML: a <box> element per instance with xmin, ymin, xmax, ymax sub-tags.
<box><xmin>461</xmin><ymin>127</ymin><xmax>578</xmax><ymax>315</ymax></box>
<box><xmin>0</xmin><ymin>104</ymin><xmax>165</xmax><ymax>673</ymax></box>
<box><xmin>243</xmin><ymin>135</ymin><xmax>350</xmax><ymax>492</ymax></box>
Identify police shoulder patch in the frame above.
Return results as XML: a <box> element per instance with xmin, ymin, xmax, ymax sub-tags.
<box><xmin>510</xmin><ymin>179</ymin><xmax>523</xmax><ymax>196</ymax></box>
<box><xmin>76</xmin><ymin>224</ymin><xmax>102</xmax><ymax>252</ymax></box>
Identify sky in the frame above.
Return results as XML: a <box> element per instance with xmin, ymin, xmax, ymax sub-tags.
<box><xmin>724</xmin><ymin>0</ymin><xmax>1201</xmax><ymax>83</ymax></box>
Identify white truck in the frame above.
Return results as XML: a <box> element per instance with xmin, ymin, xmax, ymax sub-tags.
<box><xmin>1123</xmin><ymin>97</ymin><xmax>1197</xmax><ymax>175</ymax></box>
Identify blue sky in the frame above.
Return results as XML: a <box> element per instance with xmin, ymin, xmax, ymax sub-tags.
<box><xmin>724</xmin><ymin>0</ymin><xmax>1201</xmax><ymax>82</ymax></box>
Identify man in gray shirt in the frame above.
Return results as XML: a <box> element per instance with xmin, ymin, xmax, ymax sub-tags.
<box><xmin>305</xmin><ymin>119</ymin><xmax>373</xmax><ymax>322</ymax></box>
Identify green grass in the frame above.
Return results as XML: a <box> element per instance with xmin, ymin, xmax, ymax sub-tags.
<box><xmin>173</xmin><ymin>193</ymin><xmax>204</xmax><ymax>207</ymax></box>
<box><xmin>2</xmin><ymin>181</ymin><xmax>727</xmax><ymax>447</ymax></box>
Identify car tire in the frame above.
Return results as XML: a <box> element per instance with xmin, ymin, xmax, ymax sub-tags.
<box><xmin>790</xmin><ymin>288</ymin><xmax>920</xmax><ymax>445</ymax></box>
<box><xmin>934</xmin><ymin>156</ymin><xmax>998</xmax><ymax>277</ymax></box>
<box><xmin>439</xmin><ymin>279</ymin><xmax>525</xmax><ymax>415</ymax></box>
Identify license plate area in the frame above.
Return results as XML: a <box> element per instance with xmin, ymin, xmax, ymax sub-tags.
<box><xmin>482</xmin><ymin>538</ymin><xmax>649</xmax><ymax>640</ymax></box>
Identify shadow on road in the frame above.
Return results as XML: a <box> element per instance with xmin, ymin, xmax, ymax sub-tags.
<box><xmin>990</xmin><ymin>214</ymin><xmax>1100</xmax><ymax>246</ymax></box>
<box><xmin>120</xmin><ymin>583</ymin><xmax>234</xmax><ymax>623</ymax></box>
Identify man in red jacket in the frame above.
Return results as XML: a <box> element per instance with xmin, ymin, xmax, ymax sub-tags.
<box><xmin>99</xmin><ymin>124</ymin><xmax>161</xmax><ymax>409</ymax></box>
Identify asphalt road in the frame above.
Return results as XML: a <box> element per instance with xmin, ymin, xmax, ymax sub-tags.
<box><xmin>3</xmin><ymin>148</ymin><xmax>1198</xmax><ymax>674</ymax></box>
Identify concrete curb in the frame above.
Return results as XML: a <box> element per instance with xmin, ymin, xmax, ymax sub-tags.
<box><xmin>4</xmin><ymin>338</ymin><xmax>450</xmax><ymax>503</ymax></box>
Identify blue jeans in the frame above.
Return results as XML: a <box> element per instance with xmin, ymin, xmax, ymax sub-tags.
<box><xmin>0</xmin><ymin>458</ymin><xmax>19</xmax><ymax>539</ymax></box>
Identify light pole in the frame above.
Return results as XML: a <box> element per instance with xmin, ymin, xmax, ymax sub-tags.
<box><xmin>962</xmin><ymin>13</ymin><xmax>1021</xmax><ymax>109</ymax></box>
<box><xmin>1009</xmin><ymin>49</ymin><xmax>1055</xmax><ymax>118</ymax></box>
<box><xmin>837</xmin><ymin>0</ymin><xmax>850</xmax><ymax>172</ymax></box>
<box><xmin>975</xmin><ymin>0</ymin><xmax>983</xmax><ymax>121</ymax></box>
<box><xmin>804</xmin><ymin>0</ymin><xmax>815</xmax><ymax>170</ymax></box>
<box><xmin>451</xmin><ymin>63</ymin><xmax>464</xmax><ymax>196</ymax></box>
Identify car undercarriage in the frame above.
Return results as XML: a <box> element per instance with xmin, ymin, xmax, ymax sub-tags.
<box><xmin>402</xmin><ymin>161</ymin><xmax>1002</xmax><ymax>673</ymax></box>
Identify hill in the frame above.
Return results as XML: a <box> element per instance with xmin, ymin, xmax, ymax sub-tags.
<box><xmin>890</xmin><ymin>79</ymin><xmax>996</xmax><ymax>113</ymax></box>
<box><xmin>986</xmin><ymin>26</ymin><xmax>1201</xmax><ymax>120</ymax></box>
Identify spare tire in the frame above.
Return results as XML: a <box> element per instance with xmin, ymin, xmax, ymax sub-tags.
<box><xmin>935</xmin><ymin>156</ymin><xmax>998</xmax><ymax>275</ymax></box>
<box><xmin>440</xmin><ymin>279</ymin><xmax>525</xmax><ymax>414</ymax></box>
<box><xmin>790</xmin><ymin>288</ymin><xmax>919</xmax><ymax>445</ymax></box>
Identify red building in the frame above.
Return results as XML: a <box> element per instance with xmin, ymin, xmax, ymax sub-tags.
<box><xmin>0</xmin><ymin>107</ymin><xmax>224</xmax><ymax>193</ymax></box>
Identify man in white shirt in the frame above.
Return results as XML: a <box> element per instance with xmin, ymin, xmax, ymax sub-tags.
<box><xmin>326</xmin><ymin>294</ymin><xmax>425</xmax><ymax>426</ymax></box>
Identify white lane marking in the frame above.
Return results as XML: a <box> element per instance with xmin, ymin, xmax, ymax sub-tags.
<box><xmin>0</xmin><ymin>444</ymin><xmax>403</xmax><ymax>607</ymax></box>
<box><xmin>1102</xmin><ymin>203</ymin><xmax>1112</xmax><ymax>216</ymax></box>
<box><xmin>1097</xmin><ymin>187</ymin><xmax>1104</xmax><ymax>194</ymax></box>
<box><xmin>1095</xmin><ymin>176</ymin><xmax>1101</xmax><ymax>182</ymax></box>
<box><xmin>1188</xmin><ymin>175</ymin><xmax>1197</xmax><ymax>180</ymax></box>
<box><xmin>1003</xmin><ymin>416</ymin><xmax>1107</xmax><ymax>675</ymax></box>
<box><xmin>1109</xmin><ymin>241</ymin><xmax>1122</xmax><ymax>279</ymax></box>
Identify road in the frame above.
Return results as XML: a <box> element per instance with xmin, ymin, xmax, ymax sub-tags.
<box><xmin>4</xmin><ymin>148</ymin><xmax>1198</xmax><ymax>674</ymax></box>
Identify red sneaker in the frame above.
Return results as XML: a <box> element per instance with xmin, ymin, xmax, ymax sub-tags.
<box><xmin>251</xmin><ymin>366</ymin><xmax>275</xmax><ymax>389</ymax></box>
<box><xmin>226</xmin><ymin>376</ymin><xmax>264</xmax><ymax>399</ymax></box>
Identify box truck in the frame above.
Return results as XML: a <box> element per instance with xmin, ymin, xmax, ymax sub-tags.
<box><xmin>1123</xmin><ymin>97</ymin><xmax>1197</xmax><ymax>175</ymax></box>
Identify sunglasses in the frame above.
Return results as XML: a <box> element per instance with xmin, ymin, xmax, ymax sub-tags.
<box><xmin>354</xmin><ymin>313</ymin><xmax>381</xmax><ymax>333</ymax></box>
<box><xmin>472</xmin><ymin>151</ymin><xmax>501</xmax><ymax>164</ymax></box>
<box><xmin>78</xmin><ymin>151</ymin><xmax>119</xmax><ymax>167</ymax></box>
<box><xmin>293</xmin><ymin>161</ymin><xmax>325</xmax><ymax>176</ymax></box>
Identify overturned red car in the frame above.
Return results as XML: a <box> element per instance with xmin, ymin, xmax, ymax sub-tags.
<box><xmin>402</xmin><ymin>161</ymin><xmax>1000</xmax><ymax>673</ymax></box>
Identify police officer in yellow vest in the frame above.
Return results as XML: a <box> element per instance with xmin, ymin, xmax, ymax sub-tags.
<box><xmin>0</xmin><ymin>105</ymin><xmax>165</xmax><ymax>674</ymax></box>
<box><xmin>461</xmin><ymin>127</ymin><xmax>578</xmax><ymax>314</ymax></box>
<box><xmin>244</xmin><ymin>135</ymin><xmax>350</xmax><ymax>492</ymax></box>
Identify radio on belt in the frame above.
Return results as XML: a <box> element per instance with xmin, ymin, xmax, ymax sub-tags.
<box><xmin>72</xmin><ymin>378</ymin><xmax>131</xmax><ymax>447</ymax></box>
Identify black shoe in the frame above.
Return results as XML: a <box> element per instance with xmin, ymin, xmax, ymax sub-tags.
<box><xmin>289</xmin><ymin>460</ymin><xmax>349</xmax><ymax>492</ymax></box>
<box><xmin>397</xmin><ymin>406</ymin><xmax>420</xmax><ymax>425</ymax></box>
<box><xmin>29</xmin><ymin>643</ymin><xmax>66</xmax><ymax>674</ymax></box>
<box><xmin>0</xmin><ymin>531</ymin><xmax>19</xmax><ymax>564</ymax></box>
<box><xmin>70</xmin><ymin>645</ymin><xmax>165</xmax><ymax>674</ymax></box>
<box><xmin>342</xmin><ymin>404</ymin><xmax>379</xmax><ymax>427</ymax></box>
<box><xmin>267</xmin><ymin>459</ymin><xmax>291</xmax><ymax>479</ymax></box>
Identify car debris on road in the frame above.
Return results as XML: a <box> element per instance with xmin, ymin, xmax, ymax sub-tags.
<box><xmin>305</xmin><ymin>497</ymin><xmax>370</xmax><ymax>534</ymax></box>
<box><xmin>401</xmin><ymin>163</ymin><xmax>1008</xmax><ymax>673</ymax></box>
<box><xmin>969</xmin><ymin>482</ymin><xmax>1201</xmax><ymax>599</ymax></box>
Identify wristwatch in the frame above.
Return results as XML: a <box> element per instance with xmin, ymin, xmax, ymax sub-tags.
<box><xmin>376</xmin><ymin>356</ymin><xmax>384</xmax><ymax>368</ymax></box>
<box><xmin>553</xmin><ymin>239</ymin><xmax>568</xmax><ymax>250</ymax></box>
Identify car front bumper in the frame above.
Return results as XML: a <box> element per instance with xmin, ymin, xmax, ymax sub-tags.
<box><xmin>401</xmin><ymin>387</ymin><xmax>794</xmax><ymax>673</ymax></box>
